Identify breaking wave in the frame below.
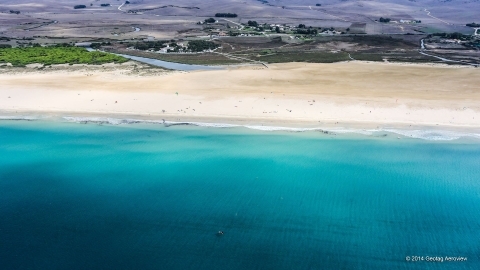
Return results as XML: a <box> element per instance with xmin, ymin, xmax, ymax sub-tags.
<box><xmin>60</xmin><ymin>116</ymin><xmax>480</xmax><ymax>141</ymax></box>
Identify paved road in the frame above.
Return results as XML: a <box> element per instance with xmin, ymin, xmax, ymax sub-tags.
<box><xmin>419</xmin><ymin>39</ymin><xmax>478</xmax><ymax>67</ymax></box>
<box><xmin>222</xmin><ymin>18</ymin><xmax>244</xmax><ymax>30</ymax></box>
<box><xmin>474</xmin><ymin>28</ymin><xmax>479</xmax><ymax>36</ymax></box>
<box><xmin>213</xmin><ymin>52</ymin><xmax>268</xmax><ymax>68</ymax></box>
<box><xmin>424</xmin><ymin>9</ymin><xmax>450</xmax><ymax>25</ymax></box>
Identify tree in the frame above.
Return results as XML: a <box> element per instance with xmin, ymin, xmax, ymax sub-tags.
<box><xmin>275</xmin><ymin>26</ymin><xmax>280</xmax><ymax>33</ymax></box>
<box><xmin>215</xmin><ymin>13</ymin><xmax>237</xmax><ymax>18</ymax></box>
<box><xmin>430</xmin><ymin>32</ymin><xmax>471</xmax><ymax>41</ymax></box>
<box><xmin>132</xmin><ymin>41</ymin><xmax>168</xmax><ymax>51</ymax></box>
<box><xmin>187</xmin><ymin>40</ymin><xmax>219</xmax><ymax>52</ymax></box>
<box><xmin>295</xmin><ymin>28</ymin><xmax>317</xmax><ymax>35</ymax></box>
<box><xmin>379</xmin><ymin>17</ymin><xmax>391</xmax><ymax>23</ymax></box>
<box><xmin>204</xmin><ymin>18</ymin><xmax>216</xmax><ymax>23</ymax></box>
<box><xmin>134</xmin><ymin>42</ymin><xmax>149</xmax><ymax>50</ymax></box>
<box><xmin>298</xmin><ymin>24</ymin><xmax>306</xmax><ymax>28</ymax></box>
<box><xmin>248</xmin><ymin>21</ymin><xmax>258</xmax><ymax>27</ymax></box>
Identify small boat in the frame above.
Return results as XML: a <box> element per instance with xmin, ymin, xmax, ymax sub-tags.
<box><xmin>217</xmin><ymin>231</ymin><xmax>224</xmax><ymax>236</ymax></box>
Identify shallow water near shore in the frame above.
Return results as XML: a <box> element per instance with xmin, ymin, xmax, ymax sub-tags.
<box><xmin>1</xmin><ymin>120</ymin><xmax>479</xmax><ymax>269</ymax></box>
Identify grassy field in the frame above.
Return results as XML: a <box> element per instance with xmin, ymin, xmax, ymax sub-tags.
<box><xmin>348</xmin><ymin>53</ymin><xmax>384</xmax><ymax>62</ymax></box>
<box><xmin>349</xmin><ymin>52</ymin><xmax>440</xmax><ymax>63</ymax></box>
<box><xmin>249</xmin><ymin>52</ymin><xmax>351</xmax><ymax>63</ymax></box>
<box><xmin>113</xmin><ymin>48</ymin><xmax>352</xmax><ymax>65</ymax></box>
<box><xmin>0</xmin><ymin>46</ymin><xmax>128</xmax><ymax>67</ymax></box>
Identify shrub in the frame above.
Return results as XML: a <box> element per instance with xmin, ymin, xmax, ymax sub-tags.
<box><xmin>0</xmin><ymin>46</ymin><xmax>128</xmax><ymax>66</ymax></box>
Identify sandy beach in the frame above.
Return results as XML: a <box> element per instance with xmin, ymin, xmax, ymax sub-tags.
<box><xmin>1</xmin><ymin>61</ymin><xmax>479</xmax><ymax>129</ymax></box>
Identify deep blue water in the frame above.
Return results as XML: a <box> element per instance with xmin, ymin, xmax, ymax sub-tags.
<box><xmin>0</xmin><ymin>121</ymin><xmax>479</xmax><ymax>269</ymax></box>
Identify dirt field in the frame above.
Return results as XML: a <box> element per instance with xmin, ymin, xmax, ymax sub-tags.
<box><xmin>1</xmin><ymin>0</ymin><xmax>477</xmax><ymax>40</ymax></box>
<box><xmin>1</xmin><ymin>0</ymin><xmax>478</xmax><ymax>66</ymax></box>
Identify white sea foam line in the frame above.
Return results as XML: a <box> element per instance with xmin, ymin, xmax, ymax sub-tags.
<box><xmin>245</xmin><ymin>125</ymin><xmax>323</xmax><ymax>132</ymax></box>
<box><xmin>0</xmin><ymin>116</ymin><xmax>38</xmax><ymax>120</ymax></box>
<box><xmin>166</xmin><ymin>121</ymin><xmax>239</xmax><ymax>128</ymax></box>
<box><xmin>60</xmin><ymin>117</ymin><xmax>480</xmax><ymax>141</ymax></box>
<box><xmin>62</xmin><ymin>117</ymin><xmax>235</xmax><ymax>127</ymax></box>
<box><xmin>382</xmin><ymin>129</ymin><xmax>480</xmax><ymax>141</ymax></box>
<box><xmin>325</xmin><ymin>128</ymin><xmax>377</xmax><ymax>135</ymax></box>
<box><xmin>323</xmin><ymin>127</ymin><xmax>480</xmax><ymax>141</ymax></box>
<box><xmin>64</xmin><ymin>116</ymin><xmax>132</xmax><ymax>124</ymax></box>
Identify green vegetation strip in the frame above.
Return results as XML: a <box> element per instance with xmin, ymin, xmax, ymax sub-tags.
<box><xmin>0</xmin><ymin>46</ymin><xmax>128</xmax><ymax>67</ymax></box>
<box><xmin>250</xmin><ymin>52</ymin><xmax>350</xmax><ymax>63</ymax></box>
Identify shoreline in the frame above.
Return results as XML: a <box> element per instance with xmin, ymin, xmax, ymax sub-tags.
<box><xmin>1</xmin><ymin>107</ymin><xmax>480</xmax><ymax>128</ymax></box>
<box><xmin>1</xmin><ymin>110</ymin><xmax>480</xmax><ymax>141</ymax></box>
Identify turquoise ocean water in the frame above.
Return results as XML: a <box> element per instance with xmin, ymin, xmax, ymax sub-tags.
<box><xmin>0</xmin><ymin>120</ymin><xmax>479</xmax><ymax>269</ymax></box>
